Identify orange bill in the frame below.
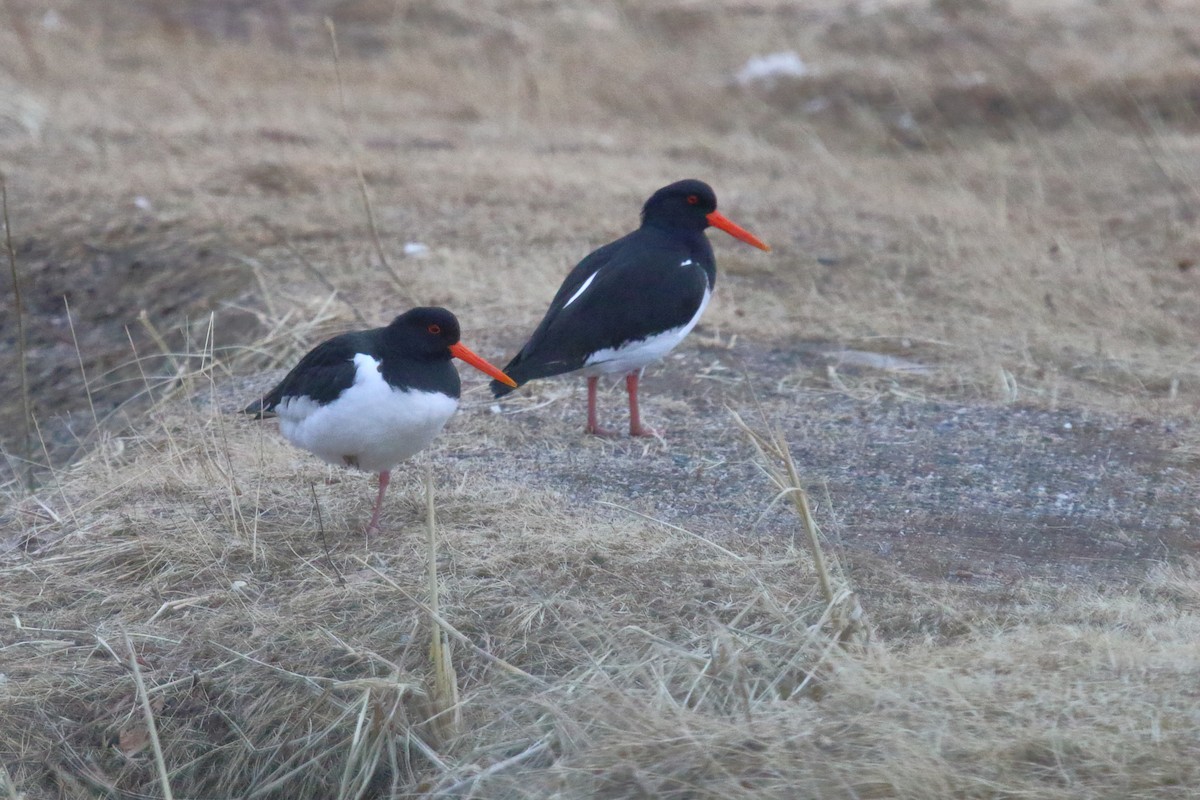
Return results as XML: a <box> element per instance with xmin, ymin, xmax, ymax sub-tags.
<box><xmin>450</xmin><ymin>342</ymin><xmax>518</xmax><ymax>388</ymax></box>
<box><xmin>706</xmin><ymin>210</ymin><xmax>771</xmax><ymax>251</ymax></box>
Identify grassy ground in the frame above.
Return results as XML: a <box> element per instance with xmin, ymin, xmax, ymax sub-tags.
<box><xmin>2</xmin><ymin>1</ymin><xmax>1199</xmax><ymax>797</ymax></box>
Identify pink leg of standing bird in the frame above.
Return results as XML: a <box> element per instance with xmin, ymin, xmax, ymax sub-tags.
<box><xmin>585</xmin><ymin>376</ymin><xmax>616</xmax><ymax>437</ymax></box>
<box><xmin>626</xmin><ymin>371</ymin><xmax>659</xmax><ymax>437</ymax></box>
<box><xmin>364</xmin><ymin>469</ymin><xmax>391</xmax><ymax>534</ymax></box>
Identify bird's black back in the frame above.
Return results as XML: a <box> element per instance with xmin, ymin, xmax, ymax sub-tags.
<box><xmin>490</xmin><ymin>224</ymin><xmax>715</xmax><ymax>397</ymax></box>
<box><xmin>245</xmin><ymin>309</ymin><xmax>464</xmax><ymax>416</ymax></box>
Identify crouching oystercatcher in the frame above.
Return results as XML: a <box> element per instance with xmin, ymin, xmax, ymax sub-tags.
<box><xmin>246</xmin><ymin>307</ymin><xmax>516</xmax><ymax>534</ymax></box>
<box><xmin>490</xmin><ymin>179</ymin><xmax>769</xmax><ymax>436</ymax></box>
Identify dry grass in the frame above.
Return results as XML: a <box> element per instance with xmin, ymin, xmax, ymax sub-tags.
<box><xmin>3</xmin><ymin>380</ymin><xmax>1198</xmax><ymax>798</ymax></box>
<box><xmin>3</xmin><ymin>1</ymin><xmax>1200</xmax><ymax>797</ymax></box>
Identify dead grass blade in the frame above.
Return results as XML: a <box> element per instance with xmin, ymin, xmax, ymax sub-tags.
<box><xmin>119</xmin><ymin>630</ymin><xmax>175</xmax><ymax>800</ymax></box>
<box><xmin>431</xmin><ymin>735</ymin><xmax>553</xmax><ymax>798</ymax></box>
<box><xmin>0</xmin><ymin>761</ymin><xmax>18</xmax><ymax>800</ymax></box>
<box><xmin>424</xmin><ymin>464</ymin><xmax>461</xmax><ymax>745</ymax></box>
<box><xmin>250</xmin><ymin>218</ymin><xmax>368</xmax><ymax>327</ymax></box>
<box><xmin>596</xmin><ymin>500</ymin><xmax>745</xmax><ymax>562</ymax></box>
<box><xmin>1</xmin><ymin>172</ymin><xmax>34</xmax><ymax>489</ymax></box>
<box><xmin>730</xmin><ymin>407</ymin><xmax>870</xmax><ymax>648</ymax></box>
<box><xmin>63</xmin><ymin>296</ymin><xmax>100</xmax><ymax>434</ymax></box>
<box><xmin>355</xmin><ymin>557</ymin><xmax>545</xmax><ymax>687</ymax></box>
<box><xmin>324</xmin><ymin>17</ymin><xmax>408</xmax><ymax>298</ymax></box>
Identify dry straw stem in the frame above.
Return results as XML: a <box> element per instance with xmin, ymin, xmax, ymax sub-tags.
<box><xmin>251</xmin><ymin>216</ymin><xmax>369</xmax><ymax>327</ymax></box>
<box><xmin>730</xmin><ymin>407</ymin><xmax>870</xmax><ymax>648</ymax></box>
<box><xmin>62</xmin><ymin>296</ymin><xmax>100</xmax><ymax>433</ymax></box>
<box><xmin>0</xmin><ymin>762</ymin><xmax>18</xmax><ymax>800</ymax></box>
<box><xmin>357</xmin><ymin>556</ymin><xmax>544</xmax><ymax>686</ymax></box>
<box><xmin>1</xmin><ymin>173</ymin><xmax>34</xmax><ymax>489</ymax></box>
<box><xmin>424</xmin><ymin>463</ymin><xmax>462</xmax><ymax>744</ymax></box>
<box><xmin>118</xmin><ymin>630</ymin><xmax>175</xmax><ymax>800</ymax></box>
<box><xmin>324</xmin><ymin>17</ymin><xmax>407</xmax><ymax>298</ymax></box>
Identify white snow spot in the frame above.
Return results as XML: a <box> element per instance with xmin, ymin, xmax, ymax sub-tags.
<box><xmin>41</xmin><ymin>10</ymin><xmax>62</xmax><ymax>30</ymax></box>
<box><xmin>403</xmin><ymin>242</ymin><xmax>430</xmax><ymax>257</ymax></box>
<box><xmin>827</xmin><ymin>349</ymin><xmax>932</xmax><ymax>375</ymax></box>
<box><xmin>802</xmin><ymin>97</ymin><xmax>830</xmax><ymax>114</ymax></box>
<box><xmin>735</xmin><ymin>51</ymin><xmax>810</xmax><ymax>88</ymax></box>
<box><xmin>133</xmin><ymin>196</ymin><xmax>152</xmax><ymax>211</ymax></box>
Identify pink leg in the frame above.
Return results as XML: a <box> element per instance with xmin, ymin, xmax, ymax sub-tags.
<box><xmin>364</xmin><ymin>470</ymin><xmax>390</xmax><ymax>534</ymax></box>
<box><xmin>584</xmin><ymin>376</ymin><xmax>616</xmax><ymax>437</ymax></box>
<box><xmin>626</xmin><ymin>371</ymin><xmax>659</xmax><ymax>437</ymax></box>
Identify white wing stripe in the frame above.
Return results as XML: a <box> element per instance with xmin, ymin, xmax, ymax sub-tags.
<box><xmin>561</xmin><ymin>271</ymin><xmax>598</xmax><ymax>309</ymax></box>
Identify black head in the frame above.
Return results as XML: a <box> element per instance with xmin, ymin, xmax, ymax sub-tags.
<box><xmin>641</xmin><ymin>179</ymin><xmax>718</xmax><ymax>233</ymax></box>
<box><xmin>383</xmin><ymin>307</ymin><xmax>518</xmax><ymax>388</ymax></box>
<box><xmin>384</xmin><ymin>307</ymin><xmax>461</xmax><ymax>359</ymax></box>
<box><xmin>641</xmin><ymin>178</ymin><xmax>770</xmax><ymax>251</ymax></box>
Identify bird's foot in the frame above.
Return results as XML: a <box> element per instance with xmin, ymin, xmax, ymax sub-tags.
<box><xmin>585</xmin><ymin>422</ymin><xmax>619</xmax><ymax>438</ymax></box>
<box><xmin>628</xmin><ymin>423</ymin><xmax>661</xmax><ymax>438</ymax></box>
<box><xmin>363</xmin><ymin>511</ymin><xmax>384</xmax><ymax>537</ymax></box>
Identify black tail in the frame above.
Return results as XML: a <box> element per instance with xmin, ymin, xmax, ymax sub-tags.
<box><xmin>490</xmin><ymin>358</ymin><xmax>523</xmax><ymax>398</ymax></box>
<box><xmin>242</xmin><ymin>396</ymin><xmax>275</xmax><ymax>419</ymax></box>
<box><xmin>490</xmin><ymin>379</ymin><xmax>517</xmax><ymax>398</ymax></box>
<box><xmin>490</xmin><ymin>352</ymin><xmax>582</xmax><ymax>398</ymax></box>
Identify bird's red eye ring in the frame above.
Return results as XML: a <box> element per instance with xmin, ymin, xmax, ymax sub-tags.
<box><xmin>686</xmin><ymin>195</ymin><xmax>699</xmax><ymax>205</ymax></box>
<box><xmin>427</xmin><ymin>324</ymin><xmax>441</xmax><ymax>334</ymax></box>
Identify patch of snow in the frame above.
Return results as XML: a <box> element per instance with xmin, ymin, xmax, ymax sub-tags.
<box><xmin>735</xmin><ymin>51</ymin><xmax>810</xmax><ymax>88</ymax></box>
<box><xmin>403</xmin><ymin>242</ymin><xmax>430</xmax><ymax>257</ymax></box>
<box><xmin>954</xmin><ymin>72</ymin><xmax>988</xmax><ymax>87</ymax></box>
<box><xmin>828</xmin><ymin>349</ymin><xmax>933</xmax><ymax>375</ymax></box>
<box><xmin>803</xmin><ymin>97</ymin><xmax>830</xmax><ymax>114</ymax></box>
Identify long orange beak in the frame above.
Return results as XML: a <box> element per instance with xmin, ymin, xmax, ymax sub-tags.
<box><xmin>450</xmin><ymin>342</ymin><xmax>517</xmax><ymax>388</ymax></box>
<box><xmin>706</xmin><ymin>210</ymin><xmax>771</xmax><ymax>251</ymax></box>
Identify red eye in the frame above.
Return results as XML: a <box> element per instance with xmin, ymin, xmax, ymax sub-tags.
<box><xmin>686</xmin><ymin>195</ymin><xmax>699</xmax><ymax>205</ymax></box>
<box><xmin>427</xmin><ymin>324</ymin><xmax>441</xmax><ymax>334</ymax></box>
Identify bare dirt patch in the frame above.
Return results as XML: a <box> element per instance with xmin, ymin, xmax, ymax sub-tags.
<box><xmin>471</xmin><ymin>339</ymin><xmax>1199</xmax><ymax>587</ymax></box>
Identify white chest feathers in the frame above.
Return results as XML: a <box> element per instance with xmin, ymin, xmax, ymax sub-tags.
<box><xmin>275</xmin><ymin>353</ymin><xmax>458</xmax><ymax>473</ymax></box>
<box><xmin>582</xmin><ymin>287</ymin><xmax>712</xmax><ymax>376</ymax></box>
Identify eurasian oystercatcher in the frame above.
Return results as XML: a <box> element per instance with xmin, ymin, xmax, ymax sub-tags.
<box><xmin>490</xmin><ymin>179</ymin><xmax>769</xmax><ymax>436</ymax></box>
<box><xmin>245</xmin><ymin>307</ymin><xmax>516</xmax><ymax>534</ymax></box>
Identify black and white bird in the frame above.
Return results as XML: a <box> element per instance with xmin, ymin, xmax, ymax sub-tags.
<box><xmin>246</xmin><ymin>307</ymin><xmax>516</xmax><ymax>534</ymax></box>
<box><xmin>490</xmin><ymin>179</ymin><xmax>769</xmax><ymax>436</ymax></box>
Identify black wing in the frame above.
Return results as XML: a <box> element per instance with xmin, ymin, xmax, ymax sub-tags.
<box><xmin>243</xmin><ymin>331</ymin><xmax>374</xmax><ymax>417</ymax></box>
<box><xmin>492</xmin><ymin>229</ymin><xmax>708</xmax><ymax>394</ymax></box>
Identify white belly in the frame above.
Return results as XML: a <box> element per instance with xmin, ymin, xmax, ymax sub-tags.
<box><xmin>582</xmin><ymin>288</ymin><xmax>711</xmax><ymax>377</ymax></box>
<box><xmin>276</xmin><ymin>354</ymin><xmax>458</xmax><ymax>473</ymax></box>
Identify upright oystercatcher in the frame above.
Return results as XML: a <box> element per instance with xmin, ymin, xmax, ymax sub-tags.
<box><xmin>490</xmin><ymin>179</ymin><xmax>769</xmax><ymax>436</ymax></box>
<box><xmin>245</xmin><ymin>307</ymin><xmax>516</xmax><ymax>534</ymax></box>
